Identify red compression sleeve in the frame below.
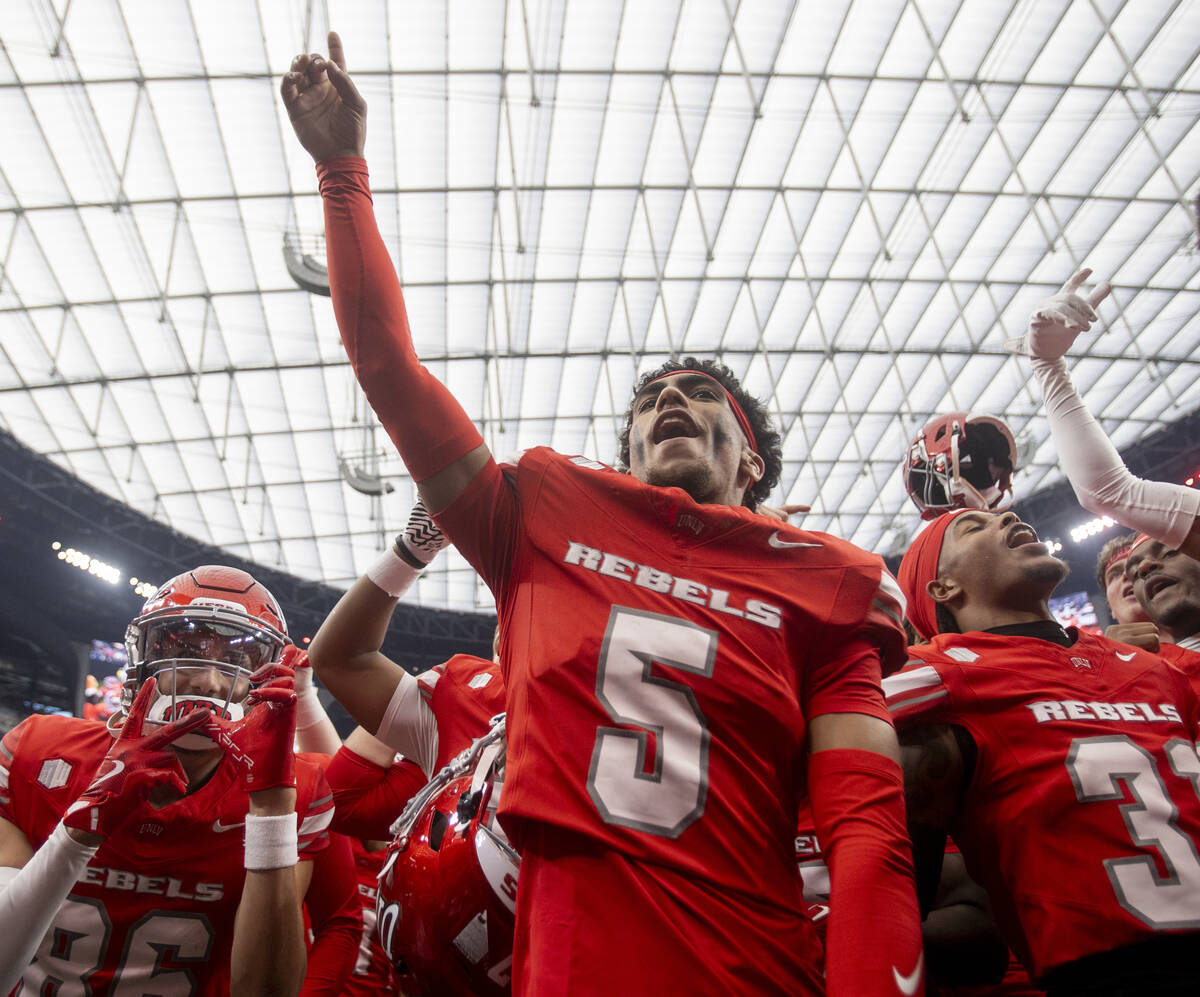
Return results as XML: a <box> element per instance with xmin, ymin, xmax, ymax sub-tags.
<box><xmin>810</xmin><ymin>748</ymin><xmax>925</xmax><ymax>997</ymax></box>
<box><xmin>326</xmin><ymin>745</ymin><xmax>427</xmax><ymax>841</ymax></box>
<box><xmin>300</xmin><ymin>832</ymin><xmax>361</xmax><ymax>996</ymax></box>
<box><xmin>318</xmin><ymin>157</ymin><xmax>484</xmax><ymax>482</ymax></box>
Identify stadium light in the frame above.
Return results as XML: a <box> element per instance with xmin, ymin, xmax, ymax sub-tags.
<box><xmin>129</xmin><ymin>577</ymin><xmax>157</xmax><ymax>599</ymax></box>
<box><xmin>52</xmin><ymin>542</ymin><xmax>121</xmax><ymax>585</ymax></box>
<box><xmin>1069</xmin><ymin>516</ymin><xmax>1117</xmax><ymax>544</ymax></box>
<box><xmin>1044</xmin><ymin>539</ymin><xmax>1064</xmax><ymax>554</ymax></box>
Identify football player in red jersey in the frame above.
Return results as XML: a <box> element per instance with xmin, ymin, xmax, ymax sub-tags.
<box><xmin>307</xmin><ymin>504</ymin><xmax>511</xmax><ymax>991</ymax></box>
<box><xmin>283</xmin><ymin>33</ymin><xmax>922</xmax><ymax>997</ymax></box>
<box><xmin>1125</xmin><ymin>535</ymin><xmax>1200</xmax><ymax>698</ymax></box>
<box><xmin>0</xmin><ymin>565</ymin><xmax>335</xmax><ymax>996</ymax></box>
<box><xmin>890</xmin><ymin>509</ymin><xmax>1200</xmax><ymax>995</ymax></box>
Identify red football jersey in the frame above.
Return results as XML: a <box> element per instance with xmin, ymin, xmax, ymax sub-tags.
<box><xmin>0</xmin><ymin>714</ymin><xmax>333</xmax><ymax>996</ymax></box>
<box><xmin>326</xmin><ymin>654</ymin><xmax>505</xmax><ymax>842</ymax></box>
<box><xmin>416</xmin><ymin>653</ymin><xmax>505</xmax><ymax>770</ymax></box>
<box><xmin>341</xmin><ymin>840</ymin><xmax>397</xmax><ymax>997</ymax></box>
<box><xmin>793</xmin><ymin>807</ymin><xmax>830</xmax><ymax>930</ymax></box>
<box><xmin>1158</xmin><ymin>641</ymin><xmax>1200</xmax><ymax>703</ymax></box>
<box><xmin>436</xmin><ymin>447</ymin><xmax>906</xmax><ymax>994</ymax></box>
<box><xmin>885</xmin><ymin>630</ymin><xmax>1200</xmax><ymax>981</ymax></box>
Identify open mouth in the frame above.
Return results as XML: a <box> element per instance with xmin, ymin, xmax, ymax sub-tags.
<box><xmin>1005</xmin><ymin>523</ymin><xmax>1040</xmax><ymax>549</ymax></box>
<box><xmin>1144</xmin><ymin>574</ymin><xmax>1177</xmax><ymax>600</ymax></box>
<box><xmin>652</xmin><ymin>412</ymin><xmax>700</xmax><ymax>444</ymax></box>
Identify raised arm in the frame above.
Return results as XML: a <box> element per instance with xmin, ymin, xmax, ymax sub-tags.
<box><xmin>280</xmin><ymin>32</ymin><xmax>491</xmax><ymax>514</ymax></box>
<box><xmin>1014</xmin><ymin>269</ymin><xmax>1200</xmax><ymax>559</ymax></box>
<box><xmin>307</xmin><ymin>503</ymin><xmax>445</xmax><ymax>775</ymax></box>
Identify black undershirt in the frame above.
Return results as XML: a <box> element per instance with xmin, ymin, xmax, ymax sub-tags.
<box><xmin>983</xmin><ymin>618</ymin><xmax>1076</xmax><ymax>648</ymax></box>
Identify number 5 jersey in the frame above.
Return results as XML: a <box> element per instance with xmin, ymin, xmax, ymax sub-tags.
<box><xmin>434</xmin><ymin>445</ymin><xmax>909</xmax><ymax>994</ymax></box>
<box><xmin>884</xmin><ymin>629</ymin><xmax>1200</xmax><ymax>982</ymax></box>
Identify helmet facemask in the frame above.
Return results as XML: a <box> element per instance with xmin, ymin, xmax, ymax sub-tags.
<box><xmin>121</xmin><ymin>607</ymin><xmax>286</xmax><ymax>749</ymax></box>
<box><xmin>905</xmin><ymin>414</ymin><xmax>1016</xmax><ymax>521</ymax></box>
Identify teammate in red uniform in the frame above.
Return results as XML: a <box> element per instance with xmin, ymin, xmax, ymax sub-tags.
<box><xmin>1125</xmin><ymin>535</ymin><xmax>1200</xmax><ymax>698</ymax></box>
<box><xmin>890</xmin><ymin>509</ymin><xmax>1200</xmax><ymax>995</ymax></box>
<box><xmin>0</xmin><ymin>566</ymin><xmax>335</xmax><ymax>996</ymax></box>
<box><xmin>307</xmin><ymin>503</ymin><xmax>510</xmax><ymax>991</ymax></box>
<box><xmin>283</xmin><ymin>33</ymin><xmax>922</xmax><ymax>997</ymax></box>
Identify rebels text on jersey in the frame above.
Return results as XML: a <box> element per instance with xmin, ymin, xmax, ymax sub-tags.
<box><xmin>0</xmin><ymin>713</ymin><xmax>333</xmax><ymax>996</ymax></box>
<box><xmin>884</xmin><ymin>630</ymin><xmax>1200</xmax><ymax>980</ymax></box>
<box><xmin>435</xmin><ymin>447</ymin><xmax>906</xmax><ymax>916</ymax></box>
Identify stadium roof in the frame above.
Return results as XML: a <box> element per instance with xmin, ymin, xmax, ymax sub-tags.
<box><xmin>2</xmin><ymin>0</ymin><xmax>1199</xmax><ymax>612</ymax></box>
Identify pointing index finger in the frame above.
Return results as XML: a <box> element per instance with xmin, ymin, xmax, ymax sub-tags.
<box><xmin>328</xmin><ymin>30</ymin><xmax>346</xmax><ymax>72</ymax></box>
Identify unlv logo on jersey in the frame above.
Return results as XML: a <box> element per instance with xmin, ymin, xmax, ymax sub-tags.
<box><xmin>1070</xmin><ymin>657</ymin><xmax>1094</xmax><ymax>672</ymax></box>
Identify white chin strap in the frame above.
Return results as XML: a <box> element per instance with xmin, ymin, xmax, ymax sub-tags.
<box><xmin>144</xmin><ymin>695</ymin><xmax>246</xmax><ymax>750</ymax></box>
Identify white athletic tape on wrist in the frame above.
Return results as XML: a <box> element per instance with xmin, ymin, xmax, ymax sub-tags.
<box><xmin>294</xmin><ymin>684</ymin><xmax>325</xmax><ymax>731</ymax></box>
<box><xmin>366</xmin><ymin>546</ymin><xmax>421</xmax><ymax>599</ymax></box>
<box><xmin>243</xmin><ymin>813</ymin><xmax>299</xmax><ymax>871</ymax></box>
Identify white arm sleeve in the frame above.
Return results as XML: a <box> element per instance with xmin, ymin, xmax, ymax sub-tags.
<box><xmin>293</xmin><ymin>669</ymin><xmax>343</xmax><ymax>756</ymax></box>
<box><xmin>0</xmin><ymin>822</ymin><xmax>98</xmax><ymax>992</ymax></box>
<box><xmin>374</xmin><ymin>672</ymin><xmax>439</xmax><ymax>779</ymax></box>
<box><xmin>1033</xmin><ymin>357</ymin><xmax>1200</xmax><ymax>549</ymax></box>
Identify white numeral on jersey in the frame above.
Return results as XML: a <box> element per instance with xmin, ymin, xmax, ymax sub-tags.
<box><xmin>109</xmin><ymin>912</ymin><xmax>215</xmax><ymax>995</ymax></box>
<box><xmin>24</xmin><ymin>898</ymin><xmax>213</xmax><ymax>995</ymax></box>
<box><xmin>1067</xmin><ymin>736</ymin><xmax>1200</xmax><ymax>930</ymax></box>
<box><xmin>25</xmin><ymin>896</ymin><xmax>110</xmax><ymax>995</ymax></box>
<box><xmin>587</xmin><ymin>606</ymin><xmax>716</xmax><ymax>838</ymax></box>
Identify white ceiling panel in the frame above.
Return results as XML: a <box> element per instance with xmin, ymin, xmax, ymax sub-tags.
<box><xmin>1</xmin><ymin>0</ymin><xmax>1199</xmax><ymax>611</ymax></box>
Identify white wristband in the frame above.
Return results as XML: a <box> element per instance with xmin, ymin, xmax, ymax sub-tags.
<box><xmin>243</xmin><ymin>813</ymin><xmax>298</xmax><ymax>871</ymax></box>
<box><xmin>365</xmin><ymin>547</ymin><xmax>421</xmax><ymax>599</ymax></box>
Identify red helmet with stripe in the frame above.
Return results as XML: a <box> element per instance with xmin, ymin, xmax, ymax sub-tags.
<box><xmin>121</xmin><ymin>565</ymin><xmax>288</xmax><ymax>745</ymax></box>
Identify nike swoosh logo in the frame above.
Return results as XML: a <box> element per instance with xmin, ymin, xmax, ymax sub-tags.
<box><xmin>769</xmin><ymin>532</ymin><xmax>822</xmax><ymax>550</ymax></box>
<box><xmin>893</xmin><ymin>953</ymin><xmax>923</xmax><ymax>996</ymax></box>
<box><xmin>1115</xmin><ymin>651</ymin><xmax>1136</xmax><ymax>661</ymax></box>
<box><xmin>91</xmin><ymin>759</ymin><xmax>125</xmax><ymax>787</ymax></box>
<box><xmin>212</xmin><ymin>818</ymin><xmax>245</xmax><ymax>834</ymax></box>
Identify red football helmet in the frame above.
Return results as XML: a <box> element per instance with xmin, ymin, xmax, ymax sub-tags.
<box><xmin>121</xmin><ymin>566</ymin><xmax>288</xmax><ymax>746</ymax></box>
<box><xmin>377</xmin><ymin>717</ymin><xmax>516</xmax><ymax>997</ymax></box>
<box><xmin>903</xmin><ymin>412</ymin><xmax>1017</xmax><ymax>521</ymax></box>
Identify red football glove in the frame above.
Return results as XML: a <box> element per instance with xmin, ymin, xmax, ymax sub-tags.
<box><xmin>202</xmin><ymin>663</ymin><xmax>298</xmax><ymax>792</ymax></box>
<box><xmin>63</xmin><ymin>677</ymin><xmax>208</xmax><ymax>838</ymax></box>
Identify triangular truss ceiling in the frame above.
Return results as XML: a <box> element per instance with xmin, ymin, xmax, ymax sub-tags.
<box><xmin>2</xmin><ymin>0</ymin><xmax>1199</xmax><ymax>612</ymax></box>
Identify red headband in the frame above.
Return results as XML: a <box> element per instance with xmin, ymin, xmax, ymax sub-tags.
<box><xmin>1103</xmin><ymin>545</ymin><xmax>1134</xmax><ymax>579</ymax></box>
<box><xmin>897</xmin><ymin>509</ymin><xmax>969</xmax><ymax>641</ymax></box>
<box><xmin>641</xmin><ymin>370</ymin><xmax>758</xmax><ymax>453</ymax></box>
<box><xmin>1130</xmin><ymin>533</ymin><xmax>1152</xmax><ymax>552</ymax></box>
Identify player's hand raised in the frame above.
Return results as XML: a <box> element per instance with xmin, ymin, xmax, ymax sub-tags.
<box><xmin>280</xmin><ymin>30</ymin><xmax>366</xmax><ymax>163</ymax></box>
<box><xmin>398</xmin><ymin>499</ymin><xmax>451</xmax><ymax>566</ymax></box>
<box><xmin>63</xmin><ymin>678</ymin><xmax>206</xmax><ymax>841</ymax></box>
<box><xmin>201</xmin><ymin>663</ymin><xmax>298</xmax><ymax>793</ymax></box>
<box><xmin>1006</xmin><ymin>268</ymin><xmax>1111</xmax><ymax>360</ymax></box>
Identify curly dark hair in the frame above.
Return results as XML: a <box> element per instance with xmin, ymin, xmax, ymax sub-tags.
<box><xmin>616</xmin><ymin>357</ymin><xmax>782</xmax><ymax>510</ymax></box>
